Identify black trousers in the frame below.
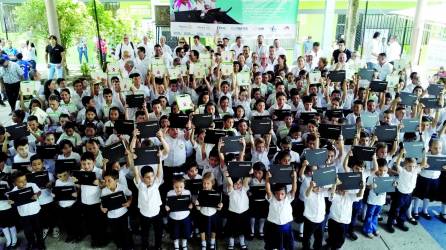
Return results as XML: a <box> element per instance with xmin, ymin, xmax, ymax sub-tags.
<box><xmin>327</xmin><ymin>219</ymin><xmax>347</xmax><ymax>249</ymax></box>
<box><xmin>57</xmin><ymin>203</ymin><xmax>82</xmax><ymax>238</ymax></box>
<box><xmin>140</xmin><ymin>212</ymin><xmax>163</xmax><ymax>249</ymax></box>
<box><xmin>109</xmin><ymin>213</ymin><xmax>133</xmax><ymax>249</ymax></box>
<box><xmin>4</xmin><ymin>81</ymin><xmax>19</xmax><ymax>111</ymax></box>
<box><xmin>20</xmin><ymin>213</ymin><xmax>45</xmax><ymax>249</ymax></box>
<box><xmin>82</xmin><ymin>203</ymin><xmax>107</xmax><ymax>244</ymax></box>
<box><xmin>388</xmin><ymin>191</ymin><xmax>412</xmax><ymax>225</ymax></box>
<box><xmin>40</xmin><ymin>202</ymin><xmax>57</xmax><ymax>231</ymax></box>
<box><xmin>302</xmin><ymin>217</ymin><xmax>323</xmax><ymax>250</ymax></box>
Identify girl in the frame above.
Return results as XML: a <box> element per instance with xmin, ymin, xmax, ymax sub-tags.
<box><xmin>250</xmin><ymin>135</ymin><xmax>272</xmax><ymax>168</ymax></box>
<box><xmin>412</xmin><ymin>138</ymin><xmax>443</xmax><ymax>220</ymax></box>
<box><xmin>195</xmin><ymin>172</ymin><xmax>223</xmax><ymax>250</ymax></box>
<box><xmin>165</xmin><ymin>176</ymin><xmax>193</xmax><ymax>250</ymax></box>
<box><xmin>103</xmin><ymin>107</ymin><xmax>121</xmax><ymax>136</ymax></box>
<box><xmin>190</xmin><ymin>128</ymin><xmax>214</xmax><ymax>169</ymax></box>
<box><xmin>251</xmin><ymin>99</ymin><xmax>269</xmax><ymax>117</ymax></box>
<box><xmin>249</xmin><ymin>162</ymin><xmax>268</xmax><ymax>239</ymax></box>
<box><xmin>234</xmin><ymin>88</ymin><xmax>251</xmax><ymax>119</ymax></box>
<box><xmin>45</xmin><ymin>95</ymin><xmax>69</xmax><ymax>130</ymax></box>
<box><xmin>42</xmin><ymin>79</ymin><xmax>60</xmax><ymax>103</ymax></box>
<box><xmin>57</xmin><ymin>139</ymin><xmax>81</xmax><ymax>163</ymax></box>
<box><xmin>264</xmin><ymin>168</ymin><xmax>297</xmax><ymax>250</ymax></box>
<box><xmin>82</xmin><ymin>107</ymin><xmax>104</xmax><ymax>133</ymax></box>
<box><xmin>224</xmin><ymin>171</ymin><xmax>251</xmax><ymax>250</ymax></box>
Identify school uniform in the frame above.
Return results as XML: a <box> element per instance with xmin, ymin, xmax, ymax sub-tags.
<box><xmin>197</xmin><ymin>189</ymin><xmax>220</xmax><ymax>236</ymax></box>
<box><xmin>413</xmin><ymin>154</ymin><xmax>441</xmax><ymax>201</ymax></box>
<box><xmin>226</xmin><ymin>187</ymin><xmax>250</xmax><ymax>237</ymax></box>
<box><xmin>294</xmin><ymin>176</ymin><xmax>311</xmax><ymax>223</ymax></box>
<box><xmin>251</xmin><ymin>149</ymin><xmax>270</xmax><ymax>169</ymax></box>
<box><xmin>249</xmin><ymin>178</ymin><xmax>268</xmax><ymax>219</ymax></box>
<box><xmin>303</xmin><ymin>189</ymin><xmax>327</xmax><ymax>250</ymax></box>
<box><xmin>264</xmin><ymin>194</ymin><xmax>294</xmax><ymax>250</ymax></box>
<box><xmin>11</xmin><ymin>183</ymin><xmax>45</xmax><ymax>249</ymax></box>
<box><xmin>363</xmin><ymin>174</ymin><xmax>388</xmax><ymax>234</ymax></box>
<box><xmin>388</xmin><ymin>166</ymin><xmax>420</xmax><ymax>226</ymax></box>
<box><xmin>80</xmin><ymin>167</ymin><xmax>107</xmax><ymax>245</ymax></box>
<box><xmin>166</xmin><ymin>189</ymin><xmax>192</xmax><ymax>240</ymax></box>
<box><xmin>0</xmin><ymin>180</ymin><xmax>16</xmax><ymax>228</ymax></box>
<box><xmin>101</xmin><ymin>183</ymin><xmax>133</xmax><ymax>249</ymax></box>
<box><xmin>54</xmin><ymin>177</ymin><xmax>81</xmax><ymax>240</ymax></box>
<box><xmin>137</xmin><ymin>177</ymin><xmax>163</xmax><ymax>249</ymax></box>
<box><xmin>33</xmin><ymin>171</ymin><xmax>56</xmax><ymax>234</ymax></box>
<box><xmin>347</xmin><ymin>170</ymin><xmax>370</xmax><ymax>236</ymax></box>
<box><xmin>327</xmin><ymin>193</ymin><xmax>357</xmax><ymax>249</ymax></box>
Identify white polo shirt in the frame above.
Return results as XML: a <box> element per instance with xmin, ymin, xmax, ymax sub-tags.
<box><xmin>228</xmin><ymin>187</ymin><xmax>249</xmax><ymax>214</ymax></box>
<box><xmin>167</xmin><ymin>189</ymin><xmax>191</xmax><ymax>220</ymax></box>
<box><xmin>12</xmin><ymin>182</ymin><xmax>41</xmax><ymax>217</ymax></box>
<box><xmin>80</xmin><ymin>167</ymin><xmax>103</xmax><ymax>205</ymax></box>
<box><xmin>101</xmin><ymin>183</ymin><xmax>132</xmax><ymax>219</ymax></box>
<box><xmin>329</xmin><ymin>192</ymin><xmax>357</xmax><ymax>224</ymax></box>
<box><xmin>266</xmin><ymin>194</ymin><xmax>294</xmax><ymax>225</ymax></box>
<box><xmin>0</xmin><ymin>180</ymin><xmax>12</xmax><ymax>211</ymax></box>
<box><xmin>33</xmin><ymin>171</ymin><xmax>54</xmax><ymax>205</ymax></box>
<box><xmin>303</xmin><ymin>190</ymin><xmax>326</xmax><ymax>223</ymax></box>
<box><xmin>55</xmin><ymin>177</ymin><xmax>76</xmax><ymax>208</ymax></box>
<box><xmin>397</xmin><ymin>166</ymin><xmax>421</xmax><ymax>194</ymax></box>
<box><xmin>164</xmin><ymin>134</ymin><xmax>187</xmax><ymax>167</ymax></box>
<box><xmin>137</xmin><ymin>178</ymin><xmax>162</xmax><ymax>218</ymax></box>
<box><xmin>367</xmin><ymin>174</ymin><xmax>388</xmax><ymax>206</ymax></box>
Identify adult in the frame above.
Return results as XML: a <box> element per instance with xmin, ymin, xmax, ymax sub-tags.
<box><xmin>191</xmin><ymin>35</ymin><xmax>206</xmax><ymax>53</ymax></box>
<box><xmin>255</xmin><ymin>35</ymin><xmax>268</xmax><ymax>57</ymax></box>
<box><xmin>331</xmin><ymin>52</ymin><xmax>348</xmax><ymax>71</ymax></box>
<box><xmin>26</xmin><ymin>41</ymin><xmax>37</xmax><ymax>70</ymax></box>
<box><xmin>230</xmin><ymin>36</ymin><xmax>244</xmax><ymax>58</ymax></box>
<box><xmin>114</xmin><ymin>34</ymin><xmax>136</xmax><ymax>60</ymax></box>
<box><xmin>138</xmin><ymin>35</ymin><xmax>154</xmax><ymax>59</ymax></box>
<box><xmin>0</xmin><ymin>58</ymin><xmax>24</xmax><ymax>112</ymax></box>
<box><xmin>3</xmin><ymin>41</ymin><xmax>18</xmax><ymax>61</ymax></box>
<box><xmin>96</xmin><ymin>38</ymin><xmax>107</xmax><ymax>63</ymax></box>
<box><xmin>374</xmin><ymin>53</ymin><xmax>393</xmax><ymax>81</ymax></box>
<box><xmin>45</xmin><ymin>35</ymin><xmax>65</xmax><ymax>79</ymax></box>
<box><xmin>310</xmin><ymin>42</ymin><xmax>323</xmax><ymax>69</ymax></box>
<box><xmin>365</xmin><ymin>32</ymin><xmax>382</xmax><ymax>69</ymax></box>
<box><xmin>332</xmin><ymin>39</ymin><xmax>351</xmax><ymax>63</ymax></box>
<box><xmin>386</xmin><ymin>36</ymin><xmax>402</xmax><ymax>63</ymax></box>
<box><xmin>159</xmin><ymin>36</ymin><xmax>173</xmax><ymax>57</ymax></box>
<box><xmin>135</xmin><ymin>47</ymin><xmax>151</xmax><ymax>83</ymax></box>
<box><xmin>273</xmin><ymin>39</ymin><xmax>287</xmax><ymax>56</ymax></box>
<box><xmin>303</xmin><ymin>36</ymin><xmax>313</xmax><ymax>54</ymax></box>
<box><xmin>77</xmin><ymin>38</ymin><xmax>88</xmax><ymax>64</ymax></box>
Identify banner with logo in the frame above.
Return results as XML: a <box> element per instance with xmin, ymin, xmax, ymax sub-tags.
<box><xmin>169</xmin><ymin>0</ymin><xmax>299</xmax><ymax>38</ymax></box>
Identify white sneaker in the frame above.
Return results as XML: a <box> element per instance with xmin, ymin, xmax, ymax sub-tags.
<box><xmin>43</xmin><ymin>228</ymin><xmax>49</xmax><ymax>239</ymax></box>
<box><xmin>52</xmin><ymin>227</ymin><xmax>60</xmax><ymax>238</ymax></box>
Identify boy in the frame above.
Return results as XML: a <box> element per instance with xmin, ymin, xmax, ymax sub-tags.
<box><xmin>13</xmin><ymin>137</ymin><xmax>34</xmax><ymax>164</ymax></box>
<box><xmin>9</xmin><ymin>171</ymin><xmax>44</xmax><ymax>250</ymax></box>
<box><xmin>77</xmin><ymin>152</ymin><xmax>107</xmax><ymax>247</ymax></box>
<box><xmin>101</xmin><ymin>169</ymin><xmax>133</xmax><ymax>249</ymax></box>
<box><xmin>133</xmin><ymin>157</ymin><xmax>164</xmax><ymax>250</ymax></box>
<box><xmin>56</xmin><ymin>122</ymin><xmax>82</xmax><ymax>147</ymax></box>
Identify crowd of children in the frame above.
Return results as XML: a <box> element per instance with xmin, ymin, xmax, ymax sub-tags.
<box><xmin>0</xmin><ymin>34</ymin><xmax>446</xmax><ymax>250</ymax></box>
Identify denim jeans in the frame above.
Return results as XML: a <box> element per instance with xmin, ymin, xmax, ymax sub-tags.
<box><xmin>48</xmin><ymin>63</ymin><xmax>63</xmax><ymax>79</ymax></box>
<box><xmin>78</xmin><ymin>49</ymin><xmax>88</xmax><ymax>64</ymax></box>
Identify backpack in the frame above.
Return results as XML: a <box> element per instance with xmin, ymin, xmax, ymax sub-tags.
<box><xmin>118</xmin><ymin>42</ymin><xmax>136</xmax><ymax>59</ymax></box>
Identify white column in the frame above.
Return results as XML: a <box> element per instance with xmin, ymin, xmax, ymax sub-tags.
<box><xmin>322</xmin><ymin>0</ymin><xmax>336</xmax><ymax>54</ymax></box>
<box><xmin>410</xmin><ymin>0</ymin><xmax>427</xmax><ymax>65</ymax></box>
<box><xmin>45</xmin><ymin>0</ymin><xmax>61</xmax><ymax>42</ymax></box>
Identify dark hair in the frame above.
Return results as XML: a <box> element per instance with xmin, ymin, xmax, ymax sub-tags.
<box><xmin>81</xmin><ymin>151</ymin><xmax>95</xmax><ymax>162</ymax></box>
<box><xmin>30</xmin><ymin>154</ymin><xmax>43</xmax><ymax>163</ymax></box>
<box><xmin>373</xmin><ymin>32</ymin><xmax>381</xmax><ymax>39</ymax></box>
<box><xmin>103</xmin><ymin>88</ymin><xmax>113</xmax><ymax>96</ymax></box>
<box><xmin>48</xmin><ymin>35</ymin><xmax>58</xmax><ymax>41</ymax></box>
<box><xmin>140</xmin><ymin>165</ymin><xmax>154</xmax><ymax>177</ymax></box>
<box><xmin>59</xmin><ymin>139</ymin><xmax>74</xmax><ymax>150</ymax></box>
<box><xmin>137</xmin><ymin>46</ymin><xmax>145</xmax><ymax>54</ymax></box>
<box><xmin>12</xmin><ymin>109</ymin><xmax>26</xmax><ymax>122</ymax></box>
<box><xmin>14</xmin><ymin>137</ymin><xmax>28</xmax><ymax>150</ymax></box>
<box><xmin>12</xmin><ymin>170</ymin><xmax>27</xmax><ymax>182</ymax></box>
<box><xmin>103</xmin><ymin>169</ymin><xmax>119</xmax><ymax>180</ymax></box>
<box><xmin>377</xmin><ymin>158</ymin><xmax>387</xmax><ymax>167</ymax></box>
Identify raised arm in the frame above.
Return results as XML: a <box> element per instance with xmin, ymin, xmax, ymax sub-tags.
<box><xmin>265</xmin><ymin>171</ymin><xmax>273</xmax><ymax>199</ymax></box>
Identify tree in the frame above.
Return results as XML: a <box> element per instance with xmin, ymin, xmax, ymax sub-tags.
<box><xmin>14</xmin><ymin>0</ymin><xmax>93</xmax><ymax>48</ymax></box>
<box><xmin>86</xmin><ymin>0</ymin><xmax>130</xmax><ymax>46</ymax></box>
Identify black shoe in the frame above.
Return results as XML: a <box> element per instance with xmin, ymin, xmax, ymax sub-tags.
<box><xmin>386</xmin><ymin>224</ymin><xmax>395</xmax><ymax>233</ymax></box>
<box><xmin>348</xmin><ymin>232</ymin><xmax>358</xmax><ymax>241</ymax></box>
<box><xmin>0</xmin><ymin>100</ymin><xmax>5</xmax><ymax>106</ymax></box>
<box><xmin>378</xmin><ymin>216</ymin><xmax>383</xmax><ymax>222</ymax></box>
<box><xmin>396</xmin><ymin>223</ymin><xmax>409</xmax><ymax>232</ymax></box>
<box><xmin>421</xmin><ymin>212</ymin><xmax>432</xmax><ymax>220</ymax></box>
<box><xmin>437</xmin><ymin>214</ymin><xmax>446</xmax><ymax>223</ymax></box>
<box><xmin>413</xmin><ymin>213</ymin><xmax>420</xmax><ymax>220</ymax></box>
<box><xmin>408</xmin><ymin>217</ymin><xmax>418</xmax><ymax>225</ymax></box>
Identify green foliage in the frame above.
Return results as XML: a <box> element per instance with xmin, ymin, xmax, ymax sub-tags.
<box><xmin>80</xmin><ymin>62</ymin><xmax>91</xmax><ymax>77</ymax></box>
<box><xmin>86</xmin><ymin>0</ymin><xmax>131</xmax><ymax>46</ymax></box>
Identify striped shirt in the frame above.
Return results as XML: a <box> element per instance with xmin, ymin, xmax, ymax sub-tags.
<box><xmin>0</xmin><ymin>61</ymin><xmax>23</xmax><ymax>83</ymax></box>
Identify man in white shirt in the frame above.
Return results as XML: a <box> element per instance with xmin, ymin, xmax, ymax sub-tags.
<box><xmin>267</xmin><ymin>46</ymin><xmax>277</xmax><ymax>66</ymax></box>
<box><xmin>114</xmin><ymin>34</ymin><xmax>136</xmax><ymax>60</ymax></box>
<box><xmin>255</xmin><ymin>35</ymin><xmax>268</xmax><ymax>57</ymax></box>
<box><xmin>230</xmin><ymin>36</ymin><xmax>244</xmax><ymax>58</ymax></box>
<box><xmin>273</xmin><ymin>39</ymin><xmax>287</xmax><ymax>56</ymax></box>
<box><xmin>373</xmin><ymin>53</ymin><xmax>393</xmax><ymax>81</ymax></box>
<box><xmin>135</xmin><ymin>47</ymin><xmax>151</xmax><ymax>83</ymax></box>
<box><xmin>159</xmin><ymin>36</ymin><xmax>173</xmax><ymax>57</ymax></box>
<box><xmin>366</xmin><ymin>32</ymin><xmax>382</xmax><ymax>69</ymax></box>
<box><xmin>174</xmin><ymin>47</ymin><xmax>189</xmax><ymax>65</ymax></box>
<box><xmin>310</xmin><ymin>42</ymin><xmax>323</xmax><ymax>69</ymax></box>
<box><xmin>258</xmin><ymin>54</ymin><xmax>274</xmax><ymax>73</ymax></box>
<box><xmin>137</xmin><ymin>35</ymin><xmax>154</xmax><ymax>59</ymax></box>
<box><xmin>191</xmin><ymin>35</ymin><xmax>206</xmax><ymax>53</ymax></box>
<box><xmin>386</xmin><ymin>36</ymin><xmax>401</xmax><ymax>63</ymax></box>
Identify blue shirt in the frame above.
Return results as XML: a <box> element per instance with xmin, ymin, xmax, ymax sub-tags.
<box><xmin>17</xmin><ymin>60</ymin><xmax>31</xmax><ymax>80</ymax></box>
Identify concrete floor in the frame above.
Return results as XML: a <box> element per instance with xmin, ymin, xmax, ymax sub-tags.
<box><xmin>0</xmin><ymin>102</ymin><xmax>444</xmax><ymax>250</ymax></box>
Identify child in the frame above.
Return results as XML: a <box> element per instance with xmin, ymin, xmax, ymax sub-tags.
<box><xmin>30</xmin><ymin>154</ymin><xmax>58</xmax><ymax>239</ymax></box>
<box><xmin>387</xmin><ymin>151</ymin><xmax>425</xmax><ymax>233</ymax></box>
<box><xmin>57</xmin><ymin>139</ymin><xmax>81</xmax><ymax>163</ymax></box>
<box><xmin>264</xmin><ymin>169</ymin><xmax>297</xmax><ymax>250</ymax></box>
<box><xmin>56</xmin><ymin>122</ymin><xmax>82</xmax><ymax>147</ymax></box>
<box><xmin>45</xmin><ymin>94</ymin><xmax>69</xmax><ymax>129</ymax></box>
<box><xmin>225</xmin><ymin>171</ymin><xmax>251</xmax><ymax>250</ymax></box>
<box><xmin>195</xmin><ymin>172</ymin><xmax>223</xmax><ymax>250</ymax></box>
<box><xmin>54</xmin><ymin>163</ymin><xmax>81</xmax><ymax>243</ymax></box>
<box><xmin>100</xmin><ymin>169</ymin><xmax>133</xmax><ymax>249</ymax></box>
<box><xmin>13</xmin><ymin>137</ymin><xmax>34</xmax><ymax>164</ymax></box>
<box><xmin>133</xmin><ymin>158</ymin><xmax>164</xmax><ymax>250</ymax></box>
<box><xmin>8</xmin><ymin>171</ymin><xmax>44</xmax><ymax>250</ymax></box>
<box><xmin>165</xmin><ymin>176</ymin><xmax>193</xmax><ymax>250</ymax></box>
<box><xmin>250</xmin><ymin>136</ymin><xmax>271</xmax><ymax>168</ymax></box>
<box><xmin>326</xmin><ymin>180</ymin><xmax>365</xmax><ymax>250</ymax></box>
<box><xmin>0</xmin><ymin>153</ymin><xmax>17</xmax><ymax>248</ymax></box>
<box><xmin>77</xmin><ymin>152</ymin><xmax>107</xmax><ymax>247</ymax></box>
<box><xmin>363</xmin><ymin>158</ymin><xmax>390</xmax><ymax>238</ymax></box>
<box><xmin>412</xmin><ymin>138</ymin><xmax>443</xmax><ymax>220</ymax></box>
<box><xmin>249</xmin><ymin>162</ymin><xmax>268</xmax><ymax>239</ymax></box>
